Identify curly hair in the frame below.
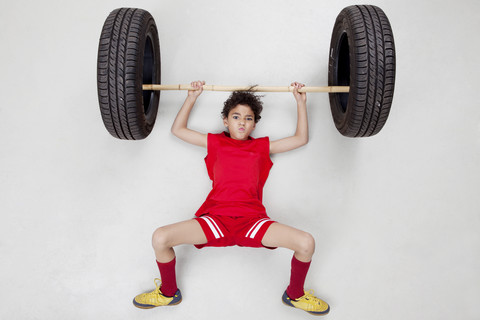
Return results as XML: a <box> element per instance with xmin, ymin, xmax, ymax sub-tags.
<box><xmin>222</xmin><ymin>88</ymin><xmax>264</xmax><ymax>123</ymax></box>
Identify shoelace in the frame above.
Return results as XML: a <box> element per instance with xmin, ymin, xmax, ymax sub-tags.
<box><xmin>153</xmin><ymin>278</ymin><xmax>162</xmax><ymax>293</ymax></box>
<box><xmin>300</xmin><ymin>290</ymin><xmax>322</xmax><ymax>305</ymax></box>
<box><xmin>152</xmin><ymin>278</ymin><xmax>178</xmax><ymax>300</ymax></box>
<box><xmin>142</xmin><ymin>278</ymin><xmax>163</xmax><ymax>303</ymax></box>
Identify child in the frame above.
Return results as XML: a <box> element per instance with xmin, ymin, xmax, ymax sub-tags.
<box><xmin>133</xmin><ymin>81</ymin><xmax>330</xmax><ymax>315</ymax></box>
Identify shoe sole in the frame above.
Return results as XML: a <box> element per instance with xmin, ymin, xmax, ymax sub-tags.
<box><xmin>133</xmin><ymin>297</ymin><xmax>182</xmax><ymax>309</ymax></box>
<box><xmin>282</xmin><ymin>291</ymin><xmax>330</xmax><ymax>316</ymax></box>
<box><xmin>282</xmin><ymin>299</ymin><xmax>330</xmax><ymax>316</ymax></box>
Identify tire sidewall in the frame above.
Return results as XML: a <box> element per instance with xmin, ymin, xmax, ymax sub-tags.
<box><xmin>134</xmin><ymin>13</ymin><xmax>161</xmax><ymax>137</ymax></box>
<box><xmin>328</xmin><ymin>12</ymin><xmax>356</xmax><ymax>136</ymax></box>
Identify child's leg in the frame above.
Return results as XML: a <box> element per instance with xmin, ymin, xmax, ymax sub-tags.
<box><xmin>261</xmin><ymin>222</ymin><xmax>315</xmax><ymax>262</ymax></box>
<box><xmin>151</xmin><ymin>219</ymin><xmax>207</xmax><ymax>295</ymax></box>
<box><xmin>152</xmin><ymin>219</ymin><xmax>207</xmax><ymax>262</ymax></box>
<box><xmin>261</xmin><ymin>223</ymin><xmax>315</xmax><ymax>299</ymax></box>
<box><xmin>133</xmin><ymin>219</ymin><xmax>207</xmax><ymax>308</ymax></box>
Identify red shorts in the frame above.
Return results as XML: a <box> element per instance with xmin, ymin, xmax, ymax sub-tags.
<box><xmin>195</xmin><ymin>214</ymin><xmax>277</xmax><ymax>250</ymax></box>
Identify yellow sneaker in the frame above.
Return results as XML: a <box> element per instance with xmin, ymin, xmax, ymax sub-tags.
<box><xmin>282</xmin><ymin>290</ymin><xmax>330</xmax><ymax>315</ymax></box>
<box><xmin>133</xmin><ymin>278</ymin><xmax>182</xmax><ymax>309</ymax></box>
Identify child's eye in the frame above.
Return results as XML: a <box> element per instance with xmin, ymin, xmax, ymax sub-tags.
<box><xmin>247</xmin><ymin>117</ymin><xmax>253</xmax><ymax>121</ymax></box>
<box><xmin>233</xmin><ymin>116</ymin><xmax>239</xmax><ymax>119</ymax></box>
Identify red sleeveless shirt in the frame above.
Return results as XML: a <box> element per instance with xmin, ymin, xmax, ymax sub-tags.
<box><xmin>195</xmin><ymin>132</ymin><xmax>273</xmax><ymax>217</ymax></box>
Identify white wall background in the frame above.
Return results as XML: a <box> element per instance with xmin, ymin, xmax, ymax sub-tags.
<box><xmin>1</xmin><ymin>0</ymin><xmax>479</xmax><ymax>319</ymax></box>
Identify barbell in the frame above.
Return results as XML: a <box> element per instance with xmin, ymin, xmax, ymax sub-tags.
<box><xmin>97</xmin><ymin>5</ymin><xmax>395</xmax><ymax>140</ymax></box>
<box><xmin>141</xmin><ymin>84</ymin><xmax>350</xmax><ymax>93</ymax></box>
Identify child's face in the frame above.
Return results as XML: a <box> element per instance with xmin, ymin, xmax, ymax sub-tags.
<box><xmin>223</xmin><ymin>104</ymin><xmax>256</xmax><ymax>140</ymax></box>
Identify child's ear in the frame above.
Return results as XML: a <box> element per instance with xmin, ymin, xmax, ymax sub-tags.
<box><xmin>223</xmin><ymin>118</ymin><xmax>228</xmax><ymax>127</ymax></box>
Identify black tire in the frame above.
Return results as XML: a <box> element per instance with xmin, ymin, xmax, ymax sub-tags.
<box><xmin>328</xmin><ymin>5</ymin><xmax>396</xmax><ymax>137</ymax></box>
<box><xmin>97</xmin><ymin>8</ymin><xmax>161</xmax><ymax>140</ymax></box>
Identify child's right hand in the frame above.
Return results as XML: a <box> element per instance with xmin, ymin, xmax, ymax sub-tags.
<box><xmin>291</xmin><ymin>81</ymin><xmax>306</xmax><ymax>104</ymax></box>
<box><xmin>188</xmin><ymin>80</ymin><xmax>205</xmax><ymax>98</ymax></box>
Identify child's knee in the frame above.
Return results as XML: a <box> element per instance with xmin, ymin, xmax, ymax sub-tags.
<box><xmin>152</xmin><ymin>227</ymin><xmax>170</xmax><ymax>250</ymax></box>
<box><xmin>298</xmin><ymin>232</ymin><xmax>316</xmax><ymax>257</ymax></box>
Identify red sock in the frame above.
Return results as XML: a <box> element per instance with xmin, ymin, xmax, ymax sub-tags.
<box><xmin>286</xmin><ymin>255</ymin><xmax>311</xmax><ymax>300</ymax></box>
<box><xmin>156</xmin><ymin>258</ymin><xmax>178</xmax><ymax>297</ymax></box>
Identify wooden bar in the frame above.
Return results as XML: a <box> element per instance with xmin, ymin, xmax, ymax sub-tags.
<box><xmin>142</xmin><ymin>84</ymin><xmax>349</xmax><ymax>93</ymax></box>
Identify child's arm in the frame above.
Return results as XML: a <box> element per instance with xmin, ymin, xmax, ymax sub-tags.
<box><xmin>171</xmin><ymin>81</ymin><xmax>208</xmax><ymax>148</ymax></box>
<box><xmin>270</xmin><ymin>82</ymin><xmax>308</xmax><ymax>154</ymax></box>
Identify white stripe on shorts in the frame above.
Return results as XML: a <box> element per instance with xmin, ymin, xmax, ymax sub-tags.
<box><xmin>245</xmin><ymin>218</ymin><xmax>271</xmax><ymax>239</ymax></box>
<box><xmin>199</xmin><ymin>216</ymin><xmax>224</xmax><ymax>239</ymax></box>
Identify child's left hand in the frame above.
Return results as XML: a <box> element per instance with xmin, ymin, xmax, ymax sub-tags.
<box><xmin>291</xmin><ymin>82</ymin><xmax>306</xmax><ymax>104</ymax></box>
<box><xmin>188</xmin><ymin>80</ymin><xmax>205</xmax><ymax>99</ymax></box>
